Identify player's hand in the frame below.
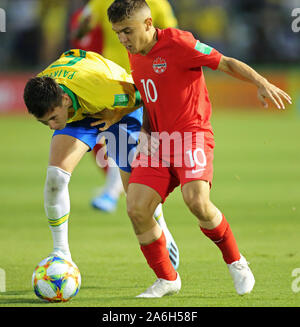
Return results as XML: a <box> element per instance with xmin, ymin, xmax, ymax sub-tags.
<box><xmin>136</xmin><ymin>128</ymin><xmax>160</xmax><ymax>157</ymax></box>
<box><xmin>257</xmin><ymin>81</ymin><xmax>292</xmax><ymax>110</ymax></box>
<box><xmin>90</xmin><ymin>109</ymin><xmax>123</xmax><ymax>131</ymax></box>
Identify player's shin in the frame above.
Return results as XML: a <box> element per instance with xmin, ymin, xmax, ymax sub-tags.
<box><xmin>44</xmin><ymin>166</ymin><xmax>72</xmax><ymax>261</ymax></box>
<box><xmin>105</xmin><ymin>159</ymin><xmax>124</xmax><ymax>199</ymax></box>
<box><xmin>153</xmin><ymin>204</ymin><xmax>179</xmax><ymax>269</ymax></box>
<box><xmin>91</xmin><ymin>159</ymin><xmax>124</xmax><ymax>212</ymax></box>
<box><xmin>138</xmin><ymin>224</ymin><xmax>177</xmax><ymax>281</ymax></box>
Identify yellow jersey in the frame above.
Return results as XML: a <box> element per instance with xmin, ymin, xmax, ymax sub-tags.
<box><xmin>87</xmin><ymin>0</ymin><xmax>178</xmax><ymax>72</ymax></box>
<box><xmin>38</xmin><ymin>49</ymin><xmax>142</xmax><ymax>123</ymax></box>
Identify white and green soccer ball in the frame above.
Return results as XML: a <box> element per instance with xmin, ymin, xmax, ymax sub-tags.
<box><xmin>32</xmin><ymin>256</ymin><xmax>81</xmax><ymax>302</ymax></box>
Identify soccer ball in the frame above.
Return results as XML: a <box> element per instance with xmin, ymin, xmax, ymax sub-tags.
<box><xmin>32</xmin><ymin>256</ymin><xmax>81</xmax><ymax>302</ymax></box>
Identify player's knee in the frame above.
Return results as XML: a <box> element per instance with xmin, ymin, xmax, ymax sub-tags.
<box><xmin>44</xmin><ymin>166</ymin><xmax>71</xmax><ymax>203</ymax></box>
<box><xmin>126</xmin><ymin>198</ymin><xmax>150</xmax><ymax>225</ymax></box>
<box><xmin>126</xmin><ymin>201</ymin><xmax>144</xmax><ymax>222</ymax></box>
<box><xmin>184</xmin><ymin>195</ymin><xmax>212</xmax><ymax>221</ymax></box>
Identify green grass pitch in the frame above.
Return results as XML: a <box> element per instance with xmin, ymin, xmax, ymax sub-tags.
<box><xmin>0</xmin><ymin>109</ymin><xmax>299</xmax><ymax>307</ymax></box>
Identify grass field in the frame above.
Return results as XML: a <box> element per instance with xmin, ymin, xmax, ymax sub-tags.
<box><xmin>0</xmin><ymin>109</ymin><xmax>299</xmax><ymax>308</ymax></box>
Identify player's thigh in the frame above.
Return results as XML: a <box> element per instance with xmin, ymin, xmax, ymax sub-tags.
<box><xmin>105</xmin><ymin>108</ymin><xmax>142</xmax><ymax>171</ymax></box>
<box><xmin>49</xmin><ymin>134</ymin><xmax>89</xmax><ymax>173</ymax></box>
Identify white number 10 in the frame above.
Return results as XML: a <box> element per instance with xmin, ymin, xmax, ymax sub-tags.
<box><xmin>186</xmin><ymin>148</ymin><xmax>207</xmax><ymax>173</ymax></box>
<box><xmin>141</xmin><ymin>79</ymin><xmax>158</xmax><ymax>103</ymax></box>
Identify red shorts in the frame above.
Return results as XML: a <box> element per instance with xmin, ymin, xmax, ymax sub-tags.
<box><xmin>129</xmin><ymin>131</ymin><xmax>215</xmax><ymax>202</ymax></box>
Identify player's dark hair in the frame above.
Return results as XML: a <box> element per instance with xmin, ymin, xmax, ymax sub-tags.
<box><xmin>23</xmin><ymin>77</ymin><xmax>63</xmax><ymax>118</ymax></box>
<box><xmin>107</xmin><ymin>0</ymin><xmax>150</xmax><ymax>23</ymax></box>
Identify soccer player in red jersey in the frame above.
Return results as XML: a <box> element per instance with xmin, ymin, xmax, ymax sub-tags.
<box><xmin>107</xmin><ymin>0</ymin><xmax>292</xmax><ymax>297</ymax></box>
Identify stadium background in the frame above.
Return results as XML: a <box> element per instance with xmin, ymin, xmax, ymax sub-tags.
<box><xmin>0</xmin><ymin>0</ymin><xmax>299</xmax><ymax>307</ymax></box>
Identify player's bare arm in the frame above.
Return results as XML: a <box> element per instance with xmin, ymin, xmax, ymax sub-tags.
<box><xmin>90</xmin><ymin>105</ymin><xmax>142</xmax><ymax>131</ymax></box>
<box><xmin>136</xmin><ymin>106</ymin><xmax>159</xmax><ymax>156</ymax></box>
<box><xmin>139</xmin><ymin>102</ymin><xmax>151</xmax><ymax>134</ymax></box>
<box><xmin>217</xmin><ymin>55</ymin><xmax>292</xmax><ymax>110</ymax></box>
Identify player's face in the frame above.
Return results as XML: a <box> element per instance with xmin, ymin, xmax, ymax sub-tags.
<box><xmin>112</xmin><ymin>16</ymin><xmax>154</xmax><ymax>55</ymax></box>
<box><xmin>37</xmin><ymin>94</ymin><xmax>71</xmax><ymax>130</ymax></box>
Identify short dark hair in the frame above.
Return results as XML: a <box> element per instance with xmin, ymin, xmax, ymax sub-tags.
<box><xmin>23</xmin><ymin>77</ymin><xmax>63</xmax><ymax>118</ymax></box>
<box><xmin>107</xmin><ymin>0</ymin><xmax>150</xmax><ymax>23</ymax></box>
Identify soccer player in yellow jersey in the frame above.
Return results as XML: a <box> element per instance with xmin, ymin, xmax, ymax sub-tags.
<box><xmin>23</xmin><ymin>49</ymin><xmax>179</xmax><ymax>268</ymax></box>
<box><xmin>73</xmin><ymin>0</ymin><xmax>178</xmax><ymax>73</ymax></box>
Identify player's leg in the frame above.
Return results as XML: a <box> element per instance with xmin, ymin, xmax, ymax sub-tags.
<box><xmin>125</xmin><ymin>162</ymin><xmax>182</xmax><ymax>297</ymax></box>
<box><xmin>91</xmin><ymin>141</ymin><xmax>124</xmax><ymax>213</ymax></box>
<box><xmin>181</xmin><ymin>180</ymin><xmax>239</xmax><ymax>260</ymax></box>
<box><xmin>153</xmin><ymin>203</ymin><xmax>179</xmax><ymax>270</ymax></box>
<box><xmin>181</xmin><ymin>180</ymin><xmax>255</xmax><ymax>295</ymax></box>
<box><xmin>118</xmin><ymin>169</ymin><xmax>130</xmax><ymax>192</ymax></box>
<box><xmin>119</xmin><ymin>167</ymin><xmax>179</xmax><ymax>269</ymax></box>
<box><xmin>105</xmin><ymin>109</ymin><xmax>180</xmax><ymax>269</ymax></box>
<box><xmin>126</xmin><ymin>182</ymin><xmax>180</xmax><ymax>298</ymax></box>
<box><xmin>45</xmin><ymin>117</ymin><xmax>101</xmax><ymax>261</ymax></box>
<box><xmin>45</xmin><ymin>134</ymin><xmax>89</xmax><ymax>261</ymax></box>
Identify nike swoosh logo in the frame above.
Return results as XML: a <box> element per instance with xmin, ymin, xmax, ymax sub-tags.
<box><xmin>191</xmin><ymin>168</ymin><xmax>206</xmax><ymax>174</ymax></box>
<box><xmin>213</xmin><ymin>238</ymin><xmax>224</xmax><ymax>244</ymax></box>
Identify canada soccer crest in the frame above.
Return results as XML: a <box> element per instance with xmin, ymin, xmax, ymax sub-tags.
<box><xmin>153</xmin><ymin>57</ymin><xmax>167</xmax><ymax>74</ymax></box>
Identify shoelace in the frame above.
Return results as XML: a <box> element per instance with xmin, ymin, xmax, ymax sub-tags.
<box><xmin>232</xmin><ymin>260</ymin><xmax>250</xmax><ymax>271</ymax></box>
<box><xmin>145</xmin><ymin>279</ymin><xmax>161</xmax><ymax>291</ymax></box>
<box><xmin>153</xmin><ymin>278</ymin><xmax>172</xmax><ymax>288</ymax></box>
<box><xmin>142</xmin><ymin>279</ymin><xmax>165</xmax><ymax>296</ymax></box>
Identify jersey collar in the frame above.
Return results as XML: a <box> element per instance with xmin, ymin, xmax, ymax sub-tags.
<box><xmin>59</xmin><ymin>84</ymin><xmax>80</xmax><ymax>116</ymax></box>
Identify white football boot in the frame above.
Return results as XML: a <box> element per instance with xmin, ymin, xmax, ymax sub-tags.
<box><xmin>91</xmin><ymin>192</ymin><xmax>118</xmax><ymax>213</ymax></box>
<box><xmin>136</xmin><ymin>273</ymin><xmax>181</xmax><ymax>298</ymax></box>
<box><xmin>227</xmin><ymin>254</ymin><xmax>255</xmax><ymax>295</ymax></box>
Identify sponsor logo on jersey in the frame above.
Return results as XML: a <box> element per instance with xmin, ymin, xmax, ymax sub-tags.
<box><xmin>113</xmin><ymin>94</ymin><xmax>129</xmax><ymax>106</ymax></box>
<box><xmin>194</xmin><ymin>40</ymin><xmax>213</xmax><ymax>55</ymax></box>
<box><xmin>153</xmin><ymin>57</ymin><xmax>167</xmax><ymax>74</ymax></box>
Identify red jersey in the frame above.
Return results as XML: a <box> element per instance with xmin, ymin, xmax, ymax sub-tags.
<box><xmin>128</xmin><ymin>28</ymin><xmax>222</xmax><ymax>134</ymax></box>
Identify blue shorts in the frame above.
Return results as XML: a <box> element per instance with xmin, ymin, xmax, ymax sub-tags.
<box><xmin>53</xmin><ymin>108</ymin><xmax>143</xmax><ymax>172</ymax></box>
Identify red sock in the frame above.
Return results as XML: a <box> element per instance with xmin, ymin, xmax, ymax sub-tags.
<box><xmin>200</xmin><ymin>214</ymin><xmax>241</xmax><ymax>264</ymax></box>
<box><xmin>140</xmin><ymin>232</ymin><xmax>177</xmax><ymax>281</ymax></box>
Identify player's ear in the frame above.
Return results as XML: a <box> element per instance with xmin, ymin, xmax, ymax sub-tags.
<box><xmin>144</xmin><ymin>17</ymin><xmax>153</xmax><ymax>31</ymax></box>
<box><xmin>62</xmin><ymin>93</ymin><xmax>71</xmax><ymax>107</ymax></box>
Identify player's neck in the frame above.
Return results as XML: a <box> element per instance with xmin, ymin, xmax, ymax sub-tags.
<box><xmin>140</xmin><ymin>28</ymin><xmax>158</xmax><ymax>55</ymax></box>
<box><xmin>68</xmin><ymin>107</ymin><xmax>75</xmax><ymax>119</ymax></box>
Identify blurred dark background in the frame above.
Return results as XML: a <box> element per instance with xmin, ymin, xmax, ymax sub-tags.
<box><xmin>0</xmin><ymin>0</ymin><xmax>299</xmax><ymax>113</ymax></box>
<box><xmin>0</xmin><ymin>0</ymin><xmax>299</xmax><ymax>70</ymax></box>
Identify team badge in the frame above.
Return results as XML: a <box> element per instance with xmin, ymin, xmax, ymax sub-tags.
<box><xmin>153</xmin><ymin>57</ymin><xmax>167</xmax><ymax>74</ymax></box>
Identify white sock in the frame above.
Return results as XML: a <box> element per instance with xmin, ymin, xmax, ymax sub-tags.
<box><xmin>154</xmin><ymin>203</ymin><xmax>166</xmax><ymax>228</ymax></box>
<box><xmin>153</xmin><ymin>203</ymin><xmax>172</xmax><ymax>242</ymax></box>
<box><xmin>103</xmin><ymin>158</ymin><xmax>124</xmax><ymax>200</ymax></box>
<box><xmin>44</xmin><ymin>166</ymin><xmax>71</xmax><ymax>260</ymax></box>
